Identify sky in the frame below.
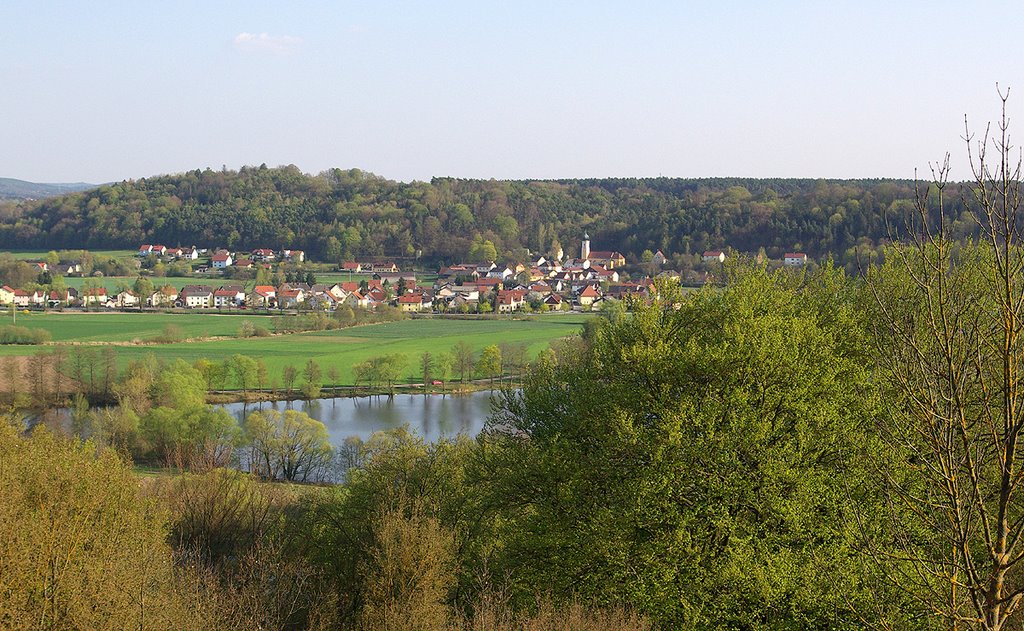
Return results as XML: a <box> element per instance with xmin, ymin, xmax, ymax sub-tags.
<box><xmin>0</xmin><ymin>1</ymin><xmax>1021</xmax><ymax>184</ymax></box>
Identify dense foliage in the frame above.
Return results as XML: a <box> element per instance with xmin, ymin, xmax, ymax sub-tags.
<box><xmin>0</xmin><ymin>165</ymin><xmax>976</xmax><ymax>267</ymax></box>
<box><xmin>7</xmin><ymin>256</ymin><xmax>1021</xmax><ymax>628</ymax></box>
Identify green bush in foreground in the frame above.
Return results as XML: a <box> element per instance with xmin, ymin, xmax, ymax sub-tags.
<box><xmin>0</xmin><ymin>423</ymin><xmax>207</xmax><ymax>629</ymax></box>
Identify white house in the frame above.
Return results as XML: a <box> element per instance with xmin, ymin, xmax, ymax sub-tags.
<box><xmin>81</xmin><ymin>287</ymin><xmax>109</xmax><ymax>306</ymax></box>
<box><xmin>783</xmin><ymin>252</ymin><xmax>808</xmax><ymax>267</ymax></box>
<box><xmin>214</xmin><ymin>286</ymin><xmax>245</xmax><ymax>308</ymax></box>
<box><xmin>180</xmin><ymin>285</ymin><xmax>214</xmax><ymax>308</ymax></box>
<box><xmin>148</xmin><ymin>286</ymin><xmax>179</xmax><ymax>307</ymax></box>
<box><xmin>702</xmin><ymin>250</ymin><xmax>726</xmax><ymax>264</ymax></box>
<box><xmin>113</xmin><ymin>291</ymin><xmax>139</xmax><ymax>308</ymax></box>
<box><xmin>211</xmin><ymin>251</ymin><xmax>233</xmax><ymax>269</ymax></box>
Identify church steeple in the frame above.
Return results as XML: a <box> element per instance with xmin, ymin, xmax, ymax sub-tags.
<box><xmin>581</xmin><ymin>232</ymin><xmax>591</xmax><ymax>260</ymax></box>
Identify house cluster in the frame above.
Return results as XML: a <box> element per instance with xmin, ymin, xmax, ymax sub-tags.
<box><xmin>137</xmin><ymin>245</ymin><xmax>306</xmax><ymax>271</ymax></box>
<box><xmin>168</xmin><ymin>281</ymin><xmax>395</xmax><ymax>310</ymax></box>
<box><xmin>338</xmin><ymin>261</ymin><xmax>401</xmax><ymax>274</ymax></box>
<box><xmin>421</xmin><ymin>234</ymin><xmax>648</xmax><ymax>313</ymax></box>
<box><xmin>247</xmin><ymin>280</ymin><xmax>411</xmax><ymax>311</ymax></box>
<box><xmin>0</xmin><ymin>279</ymin><xmax>391</xmax><ymax>311</ymax></box>
<box><xmin>137</xmin><ymin>244</ymin><xmax>201</xmax><ymax>260</ymax></box>
<box><xmin>24</xmin><ymin>260</ymin><xmax>85</xmax><ymax>277</ymax></box>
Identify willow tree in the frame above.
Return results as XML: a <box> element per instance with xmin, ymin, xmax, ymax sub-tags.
<box><xmin>865</xmin><ymin>89</ymin><xmax>1024</xmax><ymax>629</ymax></box>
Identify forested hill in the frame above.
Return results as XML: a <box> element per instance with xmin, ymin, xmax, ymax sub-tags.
<box><xmin>0</xmin><ymin>165</ymin><xmax>972</xmax><ymax>266</ymax></box>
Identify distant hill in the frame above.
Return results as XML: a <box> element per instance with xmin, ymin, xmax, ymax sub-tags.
<box><xmin>0</xmin><ymin>165</ymin><xmax>953</xmax><ymax>271</ymax></box>
<box><xmin>0</xmin><ymin>178</ymin><xmax>95</xmax><ymax>200</ymax></box>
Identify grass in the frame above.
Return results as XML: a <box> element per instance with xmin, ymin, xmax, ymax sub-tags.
<box><xmin>0</xmin><ymin>312</ymin><xmax>265</xmax><ymax>342</ymax></box>
<box><xmin>0</xmin><ymin>314</ymin><xmax>591</xmax><ymax>385</ymax></box>
<box><xmin>5</xmin><ymin>249</ymin><xmax>136</xmax><ymax>260</ymax></box>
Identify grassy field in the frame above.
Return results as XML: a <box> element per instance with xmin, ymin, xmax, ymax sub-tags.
<box><xmin>0</xmin><ymin>314</ymin><xmax>590</xmax><ymax>385</ymax></box>
<box><xmin>5</xmin><ymin>249</ymin><xmax>137</xmax><ymax>260</ymax></box>
<box><xmin>0</xmin><ymin>312</ymin><xmax>264</xmax><ymax>342</ymax></box>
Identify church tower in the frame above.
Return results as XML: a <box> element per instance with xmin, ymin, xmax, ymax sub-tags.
<box><xmin>581</xmin><ymin>232</ymin><xmax>591</xmax><ymax>260</ymax></box>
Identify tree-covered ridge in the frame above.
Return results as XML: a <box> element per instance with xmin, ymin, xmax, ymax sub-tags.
<box><xmin>0</xmin><ymin>165</ymin><xmax>973</xmax><ymax>266</ymax></box>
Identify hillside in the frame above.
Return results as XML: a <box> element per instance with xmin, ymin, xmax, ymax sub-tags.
<box><xmin>0</xmin><ymin>177</ymin><xmax>95</xmax><ymax>200</ymax></box>
<box><xmin>0</xmin><ymin>165</ymin><xmax>970</xmax><ymax>268</ymax></box>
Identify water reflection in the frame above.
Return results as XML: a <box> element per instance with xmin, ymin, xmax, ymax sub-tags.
<box><xmin>221</xmin><ymin>391</ymin><xmax>498</xmax><ymax>444</ymax></box>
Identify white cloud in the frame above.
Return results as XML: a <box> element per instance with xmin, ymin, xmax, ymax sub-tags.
<box><xmin>232</xmin><ymin>32</ymin><xmax>302</xmax><ymax>54</ymax></box>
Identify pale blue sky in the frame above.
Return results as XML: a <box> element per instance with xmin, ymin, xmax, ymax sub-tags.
<box><xmin>0</xmin><ymin>1</ymin><xmax>1020</xmax><ymax>183</ymax></box>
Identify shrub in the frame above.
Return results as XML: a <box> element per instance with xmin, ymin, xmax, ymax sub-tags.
<box><xmin>153</xmin><ymin>323</ymin><xmax>184</xmax><ymax>343</ymax></box>
<box><xmin>0</xmin><ymin>424</ymin><xmax>209</xmax><ymax>628</ymax></box>
<box><xmin>0</xmin><ymin>324</ymin><xmax>50</xmax><ymax>344</ymax></box>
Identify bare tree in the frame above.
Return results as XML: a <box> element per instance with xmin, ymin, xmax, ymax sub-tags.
<box><xmin>51</xmin><ymin>345</ymin><xmax>67</xmax><ymax>405</ymax></box>
<box><xmin>452</xmin><ymin>341</ymin><xmax>475</xmax><ymax>386</ymax></box>
<box><xmin>866</xmin><ymin>88</ymin><xmax>1024</xmax><ymax>629</ymax></box>
<box><xmin>420</xmin><ymin>351</ymin><xmax>432</xmax><ymax>394</ymax></box>
<box><xmin>282</xmin><ymin>365</ymin><xmax>297</xmax><ymax>397</ymax></box>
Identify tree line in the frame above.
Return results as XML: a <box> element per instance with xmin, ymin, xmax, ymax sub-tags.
<box><xmin>0</xmin><ymin>164</ymin><xmax>975</xmax><ymax>272</ymax></box>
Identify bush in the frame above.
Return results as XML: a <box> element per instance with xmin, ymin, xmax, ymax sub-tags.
<box><xmin>0</xmin><ymin>324</ymin><xmax>50</xmax><ymax>344</ymax></box>
<box><xmin>0</xmin><ymin>424</ymin><xmax>209</xmax><ymax>628</ymax></box>
<box><xmin>153</xmin><ymin>323</ymin><xmax>184</xmax><ymax>343</ymax></box>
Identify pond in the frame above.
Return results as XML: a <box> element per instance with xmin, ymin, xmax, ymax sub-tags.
<box><xmin>219</xmin><ymin>390</ymin><xmax>502</xmax><ymax>444</ymax></box>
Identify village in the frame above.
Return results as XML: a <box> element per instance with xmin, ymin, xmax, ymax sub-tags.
<box><xmin>0</xmin><ymin>236</ymin><xmax>811</xmax><ymax>314</ymax></box>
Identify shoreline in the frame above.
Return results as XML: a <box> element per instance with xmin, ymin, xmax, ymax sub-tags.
<box><xmin>204</xmin><ymin>379</ymin><xmax>517</xmax><ymax>405</ymax></box>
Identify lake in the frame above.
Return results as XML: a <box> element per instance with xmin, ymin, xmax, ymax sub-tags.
<box><xmin>219</xmin><ymin>390</ymin><xmax>501</xmax><ymax>444</ymax></box>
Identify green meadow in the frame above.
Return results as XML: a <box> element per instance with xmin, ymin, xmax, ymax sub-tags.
<box><xmin>0</xmin><ymin>312</ymin><xmax>262</xmax><ymax>342</ymax></box>
<box><xmin>0</xmin><ymin>314</ymin><xmax>590</xmax><ymax>385</ymax></box>
<box><xmin>6</xmin><ymin>249</ymin><xmax>137</xmax><ymax>260</ymax></box>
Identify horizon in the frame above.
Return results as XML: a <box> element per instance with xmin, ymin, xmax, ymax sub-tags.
<box><xmin>0</xmin><ymin>164</ymin><xmax>974</xmax><ymax>187</ymax></box>
<box><xmin>1</xmin><ymin>1</ymin><xmax>1020</xmax><ymax>184</ymax></box>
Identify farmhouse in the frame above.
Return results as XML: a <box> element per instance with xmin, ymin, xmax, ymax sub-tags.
<box><xmin>496</xmin><ymin>290</ymin><xmax>527</xmax><ymax>313</ymax></box>
<box><xmin>51</xmin><ymin>262</ymin><xmax>82</xmax><ymax>276</ymax></box>
<box><xmin>397</xmin><ymin>294</ymin><xmax>424</xmax><ymax>313</ymax></box>
<box><xmin>702</xmin><ymin>250</ymin><xmax>726</xmax><ymax>264</ymax></box>
<box><xmin>147</xmin><ymin>286</ymin><xmax>179</xmax><ymax>307</ymax></box>
<box><xmin>277</xmin><ymin>287</ymin><xmax>305</xmax><ymax>309</ymax></box>
<box><xmin>180</xmin><ymin>285</ymin><xmax>214</xmax><ymax>308</ymax></box>
<box><xmin>783</xmin><ymin>252</ymin><xmax>808</xmax><ymax>267</ymax></box>
<box><xmin>211</xmin><ymin>251</ymin><xmax>233</xmax><ymax>269</ymax></box>
<box><xmin>214</xmin><ymin>286</ymin><xmax>245</xmax><ymax>308</ymax></box>
<box><xmin>370</xmin><ymin>262</ymin><xmax>398</xmax><ymax>273</ymax></box>
<box><xmin>250</xmin><ymin>285</ymin><xmax>277</xmax><ymax>308</ymax></box>
<box><xmin>113</xmin><ymin>290</ymin><xmax>139</xmax><ymax>308</ymax></box>
<box><xmin>81</xmin><ymin>287</ymin><xmax>109</xmax><ymax>306</ymax></box>
<box><xmin>47</xmin><ymin>288</ymin><xmax>77</xmax><ymax>308</ymax></box>
<box><xmin>577</xmin><ymin>285</ymin><xmax>601</xmax><ymax>308</ymax></box>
